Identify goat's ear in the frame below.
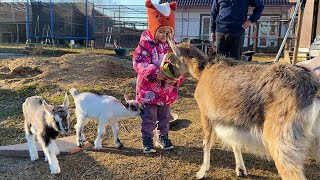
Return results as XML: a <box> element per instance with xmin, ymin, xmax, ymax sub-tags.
<box><xmin>63</xmin><ymin>93</ymin><xmax>69</xmax><ymax>109</ymax></box>
<box><xmin>42</xmin><ymin>100</ymin><xmax>53</xmax><ymax>115</ymax></box>
<box><xmin>167</xmin><ymin>34</ymin><xmax>180</xmax><ymax>57</ymax></box>
<box><xmin>121</xmin><ymin>101</ymin><xmax>129</xmax><ymax>108</ymax></box>
<box><xmin>124</xmin><ymin>94</ymin><xmax>130</xmax><ymax>102</ymax></box>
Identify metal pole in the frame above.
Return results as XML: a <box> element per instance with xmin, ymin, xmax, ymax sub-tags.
<box><xmin>26</xmin><ymin>0</ymin><xmax>30</xmax><ymax>45</ymax></box>
<box><xmin>86</xmin><ymin>0</ymin><xmax>88</xmax><ymax>48</ymax></box>
<box><xmin>292</xmin><ymin>4</ymin><xmax>305</xmax><ymax>64</ymax></box>
<box><xmin>274</xmin><ymin>0</ymin><xmax>303</xmax><ymax>62</ymax></box>
<box><xmin>92</xmin><ymin>1</ymin><xmax>95</xmax><ymax>48</ymax></box>
<box><xmin>50</xmin><ymin>0</ymin><xmax>55</xmax><ymax>54</ymax></box>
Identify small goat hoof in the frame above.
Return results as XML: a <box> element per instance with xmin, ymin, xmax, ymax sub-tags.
<box><xmin>117</xmin><ymin>143</ymin><xmax>124</xmax><ymax>149</ymax></box>
<box><xmin>237</xmin><ymin>169</ymin><xmax>246</xmax><ymax>178</ymax></box>
<box><xmin>78</xmin><ymin>141</ymin><xmax>84</xmax><ymax>147</ymax></box>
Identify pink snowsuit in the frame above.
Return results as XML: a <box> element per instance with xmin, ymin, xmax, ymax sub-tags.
<box><xmin>133</xmin><ymin>30</ymin><xmax>184</xmax><ymax>106</ymax></box>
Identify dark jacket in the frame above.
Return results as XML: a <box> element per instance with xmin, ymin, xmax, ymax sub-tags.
<box><xmin>210</xmin><ymin>0</ymin><xmax>264</xmax><ymax>33</ymax></box>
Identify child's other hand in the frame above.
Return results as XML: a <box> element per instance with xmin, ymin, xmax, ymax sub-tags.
<box><xmin>156</xmin><ymin>71</ymin><xmax>166</xmax><ymax>80</ymax></box>
<box><xmin>165</xmin><ymin>78</ymin><xmax>177</xmax><ymax>86</ymax></box>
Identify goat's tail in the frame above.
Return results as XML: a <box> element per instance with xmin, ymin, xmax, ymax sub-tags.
<box><xmin>69</xmin><ymin>88</ymin><xmax>79</xmax><ymax>99</ymax></box>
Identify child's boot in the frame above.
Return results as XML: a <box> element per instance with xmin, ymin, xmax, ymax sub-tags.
<box><xmin>143</xmin><ymin>136</ymin><xmax>156</xmax><ymax>153</ymax></box>
<box><xmin>155</xmin><ymin>134</ymin><xmax>174</xmax><ymax>150</ymax></box>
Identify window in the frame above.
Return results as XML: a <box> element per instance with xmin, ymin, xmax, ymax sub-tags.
<box><xmin>258</xmin><ymin>16</ymin><xmax>279</xmax><ymax>47</ymax></box>
<box><xmin>201</xmin><ymin>16</ymin><xmax>210</xmax><ymax>40</ymax></box>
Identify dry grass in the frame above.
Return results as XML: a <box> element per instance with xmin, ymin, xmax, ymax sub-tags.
<box><xmin>0</xmin><ymin>51</ymin><xmax>319</xmax><ymax>179</ymax></box>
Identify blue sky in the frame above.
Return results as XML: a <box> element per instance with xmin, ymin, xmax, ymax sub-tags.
<box><xmin>97</xmin><ymin>0</ymin><xmax>159</xmax><ymax>5</ymax></box>
<box><xmin>2</xmin><ymin>0</ymin><xmax>159</xmax><ymax>5</ymax></box>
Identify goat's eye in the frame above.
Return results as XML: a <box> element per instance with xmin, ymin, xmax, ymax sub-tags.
<box><xmin>156</xmin><ymin>15</ymin><xmax>159</xmax><ymax>18</ymax></box>
<box><xmin>166</xmin><ymin>18</ymin><xmax>169</xmax><ymax>20</ymax></box>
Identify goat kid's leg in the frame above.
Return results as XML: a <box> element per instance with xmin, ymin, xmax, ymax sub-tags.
<box><xmin>231</xmin><ymin>144</ymin><xmax>247</xmax><ymax>177</ymax></box>
<box><xmin>38</xmin><ymin>137</ymin><xmax>61</xmax><ymax>175</ymax></box>
<box><xmin>25</xmin><ymin>132</ymin><xmax>39</xmax><ymax>161</ymax></box>
<box><xmin>196</xmin><ymin>114</ymin><xmax>214</xmax><ymax>179</ymax></box>
<box><xmin>75</xmin><ymin>114</ymin><xmax>86</xmax><ymax>147</ymax></box>
<box><xmin>52</xmin><ymin>141</ymin><xmax>60</xmax><ymax>156</ymax></box>
<box><xmin>94</xmin><ymin>120</ymin><xmax>107</xmax><ymax>149</ymax></box>
<box><xmin>110</xmin><ymin>122</ymin><xmax>123</xmax><ymax>149</ymax></box>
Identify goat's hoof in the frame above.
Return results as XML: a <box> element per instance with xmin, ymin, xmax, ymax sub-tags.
<box><xmin>237</xmin><ymin>168</ymin><xmax>247</xmax><ymax>178</ymax></box>
<box><xmin>50</xmin><ymin>165</ymin><xmax>61</xmax><ymax>175</ymax></box>
<box><xmin>116</xmin><ymin>143</ymin><xmax>124</xmax><ymax>149</ymax></box>
<box><xmin>30</xmin><ymin>156</ymin><xmax>39</xmax><ymax>161</ymax></box>
<box><xmin>94</xmin><ymin>145</ymin><xmax>103</xmax><ymax>150</ymax></box>
<box><xmin>77</xmin><ymin>141</ymin><xmax>84</xmax><ymax>147</ymax></box>
<box><xmin>196</xmin><ymin>170</ymin><xmax>206</xmax><ymax>179</ymax></box>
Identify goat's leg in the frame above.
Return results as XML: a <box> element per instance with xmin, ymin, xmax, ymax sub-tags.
<box><xmin>264</xmin><ymin>120</ymin><xmax>307</xmax><ymax>180</ymax></box>
<box><xmin>81</xmin><ymin>125</ymin><xmax>87</xmax><ymax>141</ymax></box>
<box><xmin>310</xmin><ymin>138</ymin><xmax>320</xmax><ymax>162</ymax></box>
<box><xmin>52</xmin><ymin>141</ymin><xmax>60</xmax><ymax>156</ymax></box>
<box><xmin>196</xmin><ymin>114</ymin><xmax>214</xmax><ymax>179</ymax></box>
<box><xmin>94</xmin><ymin>120</ymin><xmax>107</xmax><ymax>149</ymax></box>
<box><xmin>231</xmin><ymin>144</ymin><xmax>247</xmax><ymax>177</ymax></box>
<box><xmin>75</xmin><ymin>113</ymin><xmax>86</xmax><ymax>147</ymax></box>
<box><xmin>110</xmin><ymin>122</ymin><xmax>123</xmax><ymax>148</ymax></box>
<box><xmin>25</xmin><ymin>131</ymin><xmax>38</xmax><ymax>161</ymax></box>
<box><xmin>38</xmin><ymin>136</ymin><xmax>61</xmax><ymax>175</ymax></box>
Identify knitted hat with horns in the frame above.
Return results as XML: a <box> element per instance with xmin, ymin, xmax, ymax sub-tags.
<box><xmin>145</xmin><ymin>0</ymin><xmax>177</xmax><ymax>39</ymax></box>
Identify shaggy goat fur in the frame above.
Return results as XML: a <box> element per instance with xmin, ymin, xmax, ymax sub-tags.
<box><xmin>165</xmin><ymin>36</ymin><xmax>320</xmax><ymax>180</ymax></box>
<box><xmin>23</xmin><ymin>94</ymin><xmax>69</xmax><ymax>175</ymax></box>
<box><xmin>69</xmin><ymin>88</ymin><xmax>142</xmax><ymax>149</ymax></box>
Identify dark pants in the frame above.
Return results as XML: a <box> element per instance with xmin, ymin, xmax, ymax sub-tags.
<box><xmin>141</xmin><ymin>104</ymin><xmax>171</xmax><ymax>138</ymax></box>
<box><xmin>216</xmin><ymin>32</ymin><xmax>245</xmax><ymax>60</ymax></box>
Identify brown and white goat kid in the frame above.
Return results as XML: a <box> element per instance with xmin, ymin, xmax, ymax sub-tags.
<box><xmin>165</xmin><ymin>36</ymin><xmax>320</xmax><ymax>180</ymax></box>
<box><xmin>69</xmin><ymin>88</ymin><xmax>142</xmax><ymax>149</ymax></box>
<box><xmin>23</xmin><ymin>94</ymin><xmax>69</xmax><ymax>175</ymax></box>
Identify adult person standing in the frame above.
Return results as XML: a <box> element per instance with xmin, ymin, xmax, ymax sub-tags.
<box><xmin>210</xmin><ymin>0</ymin><xmax>264</xmax><ymax>60</ymax></box>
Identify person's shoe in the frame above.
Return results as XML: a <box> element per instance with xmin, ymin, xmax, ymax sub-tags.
<box><xmin>155</xmin><ymin>134</ymin><xmax>174</xmax><ymax>150</ymax></box>
<box><xmin>142</xmin><ymin>137</ymin><xmax>156</xmax><ymax>154</ymax></box>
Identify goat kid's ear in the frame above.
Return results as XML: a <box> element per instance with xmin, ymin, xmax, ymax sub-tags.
<box><xmin>121</xmin><ymin>101</ymin><xmax>129</xmax><ymax>108</ymax></box>
<box><xmin>42</xmin><ymin>100</ymin><xmax>53</xmax><ymax>115</ymax></box>
<box><xmin>124</xmin><ymin>94</ymin><xmax>130</xmax><ymax>102</ymax></box>
<box><xmin>63</xmin><ymin>92</ymin><xmax>69</xmax><ymax>109</ymax></box>
<box><xmin>167</xmin><ymin>34</ymin><xmax>180</xmax><ymax>57</ymax></box>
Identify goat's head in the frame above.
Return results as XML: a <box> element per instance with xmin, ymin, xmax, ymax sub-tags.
<box><xmin>43</xmin><ymin>93</ymin><xmax>70</xmax><ymax>135</ymax></box>
<box><xmin>121</xmin><ymin>94</ymin><xmax>143</xmax><ymax>115</ymax></box>
<box><xmin>163</xmin><ymin>34</ymin><xmax>207</xmax><ymax>79</ymax></box>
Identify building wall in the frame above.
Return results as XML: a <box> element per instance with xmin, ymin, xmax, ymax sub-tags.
<box><xmin>174</xmin><ymin>6</ymin><xmax>292</xmax><ymax>53</ymax></box>
<box><xmin>0</xmin><ymin>23</ymin><xmax>26</xmax><ymax>43</ymax></box>
<box><xmin>175</xmin><ymin>8</ymin><xmax>209</xmax><ymax>42</ymax></box>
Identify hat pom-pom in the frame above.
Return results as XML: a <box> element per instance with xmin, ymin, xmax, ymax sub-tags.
<box><xmin>170</xmin><ymin>2</ymin><xmax>177</xmax><ymax>10</ymax></box>
<box><xmin>145</xmin><ymin>0</ymin><xmax>153</xmax><ymax>8</ymax></box>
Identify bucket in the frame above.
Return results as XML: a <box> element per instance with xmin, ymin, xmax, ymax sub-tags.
<box><xmin>114</xmin><ymin>48</ymin><xmax>130</xmax><ymax>57</ymax></box>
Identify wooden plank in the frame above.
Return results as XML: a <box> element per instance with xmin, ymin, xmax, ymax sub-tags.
<box><xmin>299</xmin><ymin>0</ymin><xmax>315</xmax><ymax>49</ymax></box>
<box><xmin>0</xmin><ymin>135</ymin><xmax>93</xmax><ymax>158</ymax></box>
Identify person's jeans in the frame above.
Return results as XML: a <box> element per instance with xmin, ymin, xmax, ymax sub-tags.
<box><xmin>216</xmin><ymin>32</ymin><xmax>245</xmax><ymax>60</ymax></box>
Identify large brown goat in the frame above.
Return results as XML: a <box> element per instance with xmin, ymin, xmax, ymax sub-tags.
<box><xmin>164</xmin><ymin>36</ymin><xmax>320</xmax><ymax>180</ymax></box>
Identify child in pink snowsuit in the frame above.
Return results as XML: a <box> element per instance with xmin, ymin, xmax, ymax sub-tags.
<box><xmin>132</xmin><ymin>0</ymin><xmax>184</xmax><ymax>153</ymax></box>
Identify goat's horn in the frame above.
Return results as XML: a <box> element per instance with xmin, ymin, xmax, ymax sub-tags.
<box><xmin>167</xmin><ymin>34</ymin><xmax>180</xmax><ymax>57</ymax></box>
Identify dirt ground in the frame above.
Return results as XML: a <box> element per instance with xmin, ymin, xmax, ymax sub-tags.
<box><xmin>0</xmin><ymin>53</ymin><xmax>319</xmax><ymax>179</ymax></box>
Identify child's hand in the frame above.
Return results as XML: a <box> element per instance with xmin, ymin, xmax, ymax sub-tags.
<box><xmin>156</xmin><ymin>71</ymin><xmax>166</xmax><ymax>80</ymax></box>
<box><xmin>165</xmin><ymin>78</ymin><xmax>177</xmax><ymax>86</ymax></box>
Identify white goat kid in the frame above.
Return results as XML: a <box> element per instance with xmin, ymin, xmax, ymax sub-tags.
<box><xmin>69</xmin><ymin>88</ymin><xmax>142</xmax><ymax>149</ymax></box>
<box><xmin>23</xmin><ymin>94</ymin><xmax>69</xmax><ymax>175</ymax></box>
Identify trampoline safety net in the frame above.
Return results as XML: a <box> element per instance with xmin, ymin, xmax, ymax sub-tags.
<box><xmin>27</xmin><ymin>0</ymin><xmax>94</xmax><ymax>40</ymax></box>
